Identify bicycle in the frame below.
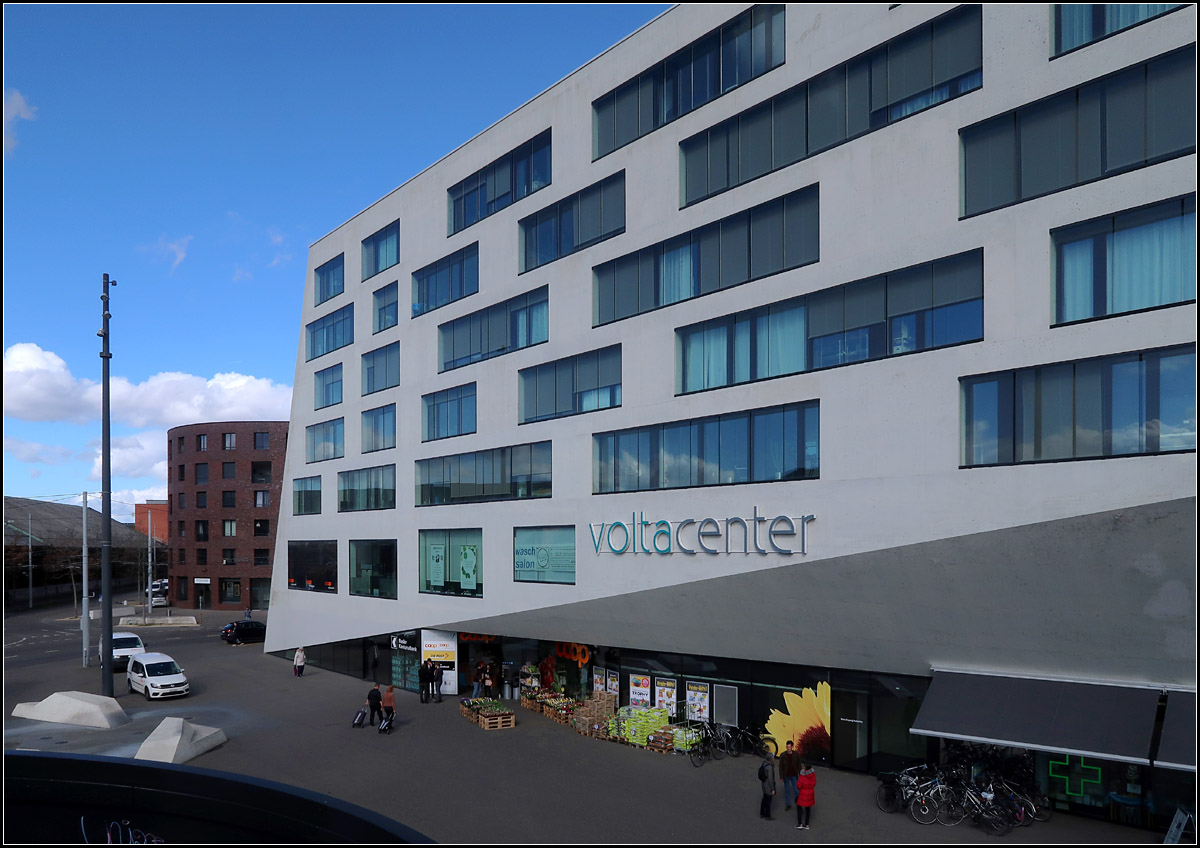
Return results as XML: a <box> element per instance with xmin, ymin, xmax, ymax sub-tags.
<box><xmin>726</xmin><ymin>723</ymin><xmax>777</xmax><ymax>758</ymax></box>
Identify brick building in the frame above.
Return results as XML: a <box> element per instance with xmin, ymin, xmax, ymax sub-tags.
<box><xmin>166</xmin><ymin>421</ymin><xmax>288</xmax><ymax>611</ymax></box>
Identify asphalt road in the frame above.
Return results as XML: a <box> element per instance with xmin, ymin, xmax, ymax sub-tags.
<box><xmin>4</xmin><ymin>597</ymin><xmax>1160</xmax><ymax>844</ymax></box>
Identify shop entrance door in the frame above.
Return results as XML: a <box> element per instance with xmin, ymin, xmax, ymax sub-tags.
<box><xmin>195</xmin><ymin>584</ymin><xmax>211</xmax><ymax>610</ymax></box>
<box><xmin>831</xmin><ymin>690</ymin><xmax>870</xmax><ymax>772</ymax></box>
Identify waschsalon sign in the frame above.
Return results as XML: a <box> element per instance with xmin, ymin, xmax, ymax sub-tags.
<box><xmin>589</xmin><ymin>508</ymin><xmax>814</xmax><ymax>556</ymax></box>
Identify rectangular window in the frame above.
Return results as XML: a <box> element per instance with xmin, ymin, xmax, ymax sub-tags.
<box><xmin>961</xmin><ymin>345</ymin><xmax>1195</xmax><ymax>466</ymax></box>
<box><xmin>361</xmin><ymin>220</ymin><xmax>399</xmax><ymax>281</ymax></box>
<box><xmin>287</xmin><ymin>540</ymin><xmax>337</xmax><ymax>593</ymax></box>
<box><xmin>314</xmin><ymin>253</ymin><xmax>345</xmax><ymax>306</ymax></box>
<box><xmin>254</xmin><ymin>432</ymin><xmax>270</xmax><ymax>450</ymax></box>
<box><xmin>594</xmin><ymin>185</ymin><xmax>818</xmax><ymax>326</ymax></box>
<box><xmin>222</xmin><ymin>490</ymin><xmax>236</xmax><ymax>508</ymax></box>
<box><xmin>519</xmin><ymin>345</ymin><xmax>621</xmax><ymax>423</ymax></box>
<box><xmin>514</xmin><ymin>526</ymin><xmax>575</xmax><ymax>585</ymax></box>
<box><xmin>416</xmin><ymin>441</ymin><xmax>551</xmax><ymax>506</ymax></box>
<box><xmin>1054</xmin><ymin>195</ymin><xmax>1195</xmax><ymax>324</ymax></box>
<box><xmin>962</xmin><ymin>46</ymin><xmax>1195</xmax><ymax>217</ymax></box>
<box><xmin>223</xmin><ymin>433</ymin><xmax>236</xmax><ymax>450</ymax></box>
<box><xmin>178</xmin><ymin>549</ymin><xmax>186</xmax><ymax>566</ymax></box>
<box><xmin>362</xmin><ymin>404</ymin><xmax>397</xmax><ymax>453</ymax></box>
<box><xmin>196</xmin><ymin>434</ymin><xmax>207</xmax><ymax>451</ymax></box>
<box><xmin>314</xmin><ymin>363</ymin><xmax>343</xmax><ymax>410</ymax></box>
<box><xmin>219</xmin><ymin>579</ymin><xmax>242</xmax><ymax>604</ymax></box>
<box><xmin>196</xmin><ymin>549</ymin><xmax>207</xmax><ymax>566</ymax></box>
<box><xmin>195</xmin><ymin>520</ymin><xmax>208</xmax><ymax>542</ymax></box>
<box><xmin>194</xmin><ymin>463</ymin><xmax>208</xmax><ymax>485</ymax></box>
<box><xmin>338</xmin><ymin>464</ymin><xmax>396</xmax><ymax>512</ymax></box>
<box><xmin>422</xmin><ymin>383</ymin><xmax>477</xmax><ymax>442</ymax></box>
<box><xmin>419</xmin><ymin>528</ymin><xmax>483</xmax><ymax>598</ymax></box>
<box><xmin>350</xmin><ymin>539</ymin><xmax>398</xmax><ymax>600</ymax></box>
<box><xmin>412</xmin><ymin>243</ymin><xmax>480</xmax><ymax>318</ymax></box>
<box><xmin>254</xmin><ymin>549</ymin><xmax>270</xmax><ymax>567</ymax></box>
<box><xmin>449</xmin><ymin>130</ymin><xmax>551</xmax><ymax>235</ymax></box>
<box><xmin>438</xmin><ymin>286</ymin><xmax>548</xmax><ymax>372</ymax></box>
<box><xmin>251</xmin><ymin>461</ymin><xmax>271</xmax><ymax>484</ymax></box>
<box><xmin>593</xmin><ymin>5</ymin><xmax>785</xmax><ymax>160</ymax></box>
<box><xmin>361</xmin><ymin>341</ymin><xmax>400</xmax><ymax>395</ymax></box>
<box><xmin>1053</xmin><ymin>4</ymin><xmax>1185</xmax><ymax>56</ymax></box>
<box><xmin>253</xmin><ymin>519</ymin><xmax>269</xmax><ymax>537</ymax></box>
<box><xmin>372</xmin><ymin>281</ymin><xmax>399</xmax><ymax>335</ymax></box>
<box><xmin>196</xmin><ymin>491</ymin><xmax>207</xmax><ymax>509</ymax></box>
<box><xmin>254</xmin><ymin>490</ymin><xmax>270</xmax><ymax>508</ymax></box>
<box><xmin>222</xmin><ymin>462</ymin><xmax>236</xmax><ymax>480</ymax></box>
<box><xmin>680</xmin><ymin>5</ymin><xmax>980</xmax><ymax>206</ymax></box>
<box><xmin>593</xmin><ymin>400</ymin><xmax>819</xmax><ymax>493</ymax></box>
<box><xmin>222</xmin><ymin>548</ymin><xmax>237</xmax><ymax>565</ymax></box>
<box><xmin>223</xmin><ymin>519</ymin><xmax>237</xmax><ymax>537</ymax></box>
<box><xmin>306</xmin><ymin>418</ymin><xmax>345</xmax><ymax>463</ymax></box>
<box><xmin>293</xmin><ymin>476</ymin><xmax>322</xmax><ymax>516</ymax></box>
<box><xmin>178</xmin><ymin>492</ymin><xmax>186</xmax><ymax>510</ymax></box>
<box><xmin>519</xmin><ymin>172</ymin><xmax>625</xmax><ymax>272</ymax></box>
<box><xmin>306</xmin><ymin>304</ymin><xmax>354</xmax><ymax>361</ymax></box>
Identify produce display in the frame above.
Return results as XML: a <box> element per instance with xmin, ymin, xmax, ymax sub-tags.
<box><xmin>460</xmin><ymin>697</ymin><xmax>513</xmax><ymax>717</ymax></box>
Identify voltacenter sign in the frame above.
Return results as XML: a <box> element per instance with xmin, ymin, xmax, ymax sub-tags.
<box><xmin>589</xmin><ymin>508</ymin><xmax>815</xmax><ymax>556</ymax></box>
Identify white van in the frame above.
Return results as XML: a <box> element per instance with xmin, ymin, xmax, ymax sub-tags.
<box><xmin>99</xmin><ymin>632</ymin><xmax>146</xmax><ymax>670</ymax></box>
<box><xmin>126</xmin><ymin>652</ymin><xmax>190</xmax><ymax>700</ymax></box>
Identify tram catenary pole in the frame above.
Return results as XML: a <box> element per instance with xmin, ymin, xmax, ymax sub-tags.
<box><xmin>99</xmin><ymin>273</ymin><xmax>116</xmax><ymax>697</ymax></box>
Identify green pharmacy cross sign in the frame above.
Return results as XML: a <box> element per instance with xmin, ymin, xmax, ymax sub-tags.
<box><xmin>1048</xmin><ymin>755</ymin><xmax>1102</xmax><ymax>797</ymax></box>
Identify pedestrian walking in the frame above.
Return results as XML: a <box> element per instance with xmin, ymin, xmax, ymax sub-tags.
<box><xmin>759</xmin><ymin>750</ymin><xmax>777</xmax><ymax>820</ymax></box>
<box><xmin>779</xmin><ymin>740</ymin><xmax>801</xmax><ymax>810</ymax></box>
<box><xmin>382</xmin><ymin>684</ymin><xmax>396</xmax><ymax>721</ymax></box>
<box><xmin>796</xmin><ymin>762</ymin><xmax>817</xmax><ymax>830</ymax></box>
<box><xmin>472</xmin><ymin>659</ymin><xmax>486</xmax><ymax>698</ymax></box>
<box><xmin>293</xmin><ymin>646</ymin><xmax>307</xmax><ymax>678</ymax></box>
<box><xmin>366</xmin><ymin>683</ymin><xmax>383</xmax><ymax>726</ymax></box>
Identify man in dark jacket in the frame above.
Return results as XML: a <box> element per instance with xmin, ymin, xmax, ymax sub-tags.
<box><xmin>432</xmin><ymin>663</ymin><xmax>444</xmax><ymax>703</ymax></box>
<box><xmin>366</xmin><ymin>683</ymin><xmax>383</xmax><ymax>727</ymax></box>
<box><xmin>779</xmin><ymin>740</ymin><xmax>802</xmax><ymax>811</ymax></box>
<box><xmin>418</xmin><ymin>661</ymin><xmax>431</xmax><ymax>703</ymax></box>
<box><xmin>759</xmin><ymin>751</ymin><xmax>777</xmax><ymax>820</ymax></box>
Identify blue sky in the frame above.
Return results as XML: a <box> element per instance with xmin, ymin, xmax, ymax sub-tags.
<box><xmin>3</xmin><ymin>4</ymin><xmax>669</xmax><ymax>521</ymax></box>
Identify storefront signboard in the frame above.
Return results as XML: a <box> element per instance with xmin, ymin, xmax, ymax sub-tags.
<box><xmin>686</xmin><ymin>681</ymin><xmax>710</xmax><ymax>721</ymax></box>
<box><xmin>421</xmin><ymin>628</ymin><xmax>458</xmax><ymax>696</ymax></box>
<box><xmin>459</xmin><ymin>544</ymin><xmax>478</xmax><ymax>591</ymax></box>
<box><xmin>594</xmin><ymin>667</ymin><xmax>607</xmax><ymax>694</ymax></box>
<box><xmin>655</xmin><ymin>677</ymin><xmax>677</xmax><ymax>717</ymax></box>
<box><xmin>429</xmin><ymin>544</ymin><xmax>446</xmax><ymax>587</ymax></box>
<box><xmin>607</xmin><ymin>669</ymin><xmax>619</xmax><ymax>695</ymax></box>
<box><xmin>588</xmin><ymin>509</ymin><xmax>815</xmax><ymax>556</ymax></box>
<box><xmin>630</xmin><ymin>674</ymin><xmax>651</xmax><ymax>707</ymax></box>
<box><xmin>514</xmin><ymin>526</ymin><xmax>576</xmax><ymax>584</ymax></box>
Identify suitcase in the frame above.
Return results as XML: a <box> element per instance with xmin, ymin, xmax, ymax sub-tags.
<box><xmin>352</xmin><ymin>707</ymin><xmax>368</xmax><ymax>728</ymax></box>
<box><xmin>378</xmin><ymin>713</ymin><xmax>394</xmax><ymax>735</ymax></box>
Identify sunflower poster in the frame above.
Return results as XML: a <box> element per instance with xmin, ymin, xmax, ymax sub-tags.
<box><xmin>765</xmin><ymin>681</ymin><xmax>832</xmax><ymax>761</ymax></box>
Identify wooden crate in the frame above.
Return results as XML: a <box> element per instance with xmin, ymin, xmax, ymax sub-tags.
<box><xmin>520</xmin><ymin>697</ymin><xmax>541</xmax><ymax>712</ymax></box>
<box><xmin>459</xmin><ymin>703</ymin><xmax>474</xmax><ymax>721</ymax></box>
<box><xmin>477</xmin><ymin>712</ymin><xmax>516</xmax><ymax>730</ymax></box>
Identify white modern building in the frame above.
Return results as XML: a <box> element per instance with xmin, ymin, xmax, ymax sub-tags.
<box><xmin>269</xmin><ymin>4</ymin><xmax>1195</xmax><ymax>828</ymax></box>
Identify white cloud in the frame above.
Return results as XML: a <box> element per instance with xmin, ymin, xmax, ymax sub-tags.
<box><xmin>156</xmin><ymin>234</ymin><xmax>194</xmax><ymax>273</ymax></box>
<box><xmin>268</xmin><ymin>253</ymin><xmax>291</xmax><ymax>268</ymax></box>
<box><xmin>3</xmin><ymin>343</ymin><xmax>292</xmax><ymax>428</ymax></box>
<box><xmin>4</xmin><ymin>434</ymin><xmax>74</xmax><ymax>465</ymax></box>
<box><xmin>4</xmin><ymin>89</ymin><xmax>37</xmax><ymax>156</ymax></box>
<box><xmin>87</xmin><ymin>431</ymin><xmax>170</xmax><ymax>482</ymax></box>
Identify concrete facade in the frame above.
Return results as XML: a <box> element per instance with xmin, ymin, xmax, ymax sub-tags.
<box><xmin>269</xmin><ymin>1</ymin><xmax>1195</xmax><ymax>702</ymax></box>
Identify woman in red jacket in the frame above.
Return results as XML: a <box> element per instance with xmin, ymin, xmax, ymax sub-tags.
<box><xmin>795</xmin><ymin>763</ymin><xmax>817</xmax><ymax>829</ymax></box>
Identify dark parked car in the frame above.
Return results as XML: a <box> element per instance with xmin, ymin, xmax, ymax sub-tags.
<box><xmin>220</xmin><ymin>620</ymin><xmax>267</xmax><ymax>644</ymax></box>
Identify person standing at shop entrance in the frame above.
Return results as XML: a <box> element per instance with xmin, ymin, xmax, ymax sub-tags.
<box><xmin>779</xmin><ymin>740</ymin><xmax>801</xmax><ymax>811</ymax></box>
<box><xmin>433</xmin><ymin>663</ymin><xmax>444</xmax><ymax>703</ymax></box>
<box><xmin>759</xmin><ymin>750</ymin><xmax>777</xmax><ymax>820</ymax></box>
<box><xmin>472</xmin><ymin>659</ymin><xmax>486</xmax><ymax>698</ymax></box>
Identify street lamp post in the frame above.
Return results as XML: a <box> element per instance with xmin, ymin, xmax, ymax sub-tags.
<box><xmin>99</xmin><ymin>273</ymin><xmax>116</xmax><ymax>697</ymax></box>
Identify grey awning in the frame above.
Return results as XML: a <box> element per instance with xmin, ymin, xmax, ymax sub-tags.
<box><xmin>1156</xmin><ymin>691</ymin><xmax>1196</xmax><ymax>771</ymax></box>
<box><xmin>910</xmin><ymin>671</ymin><xmax>1161</xmax><ymax>765</ymax></box>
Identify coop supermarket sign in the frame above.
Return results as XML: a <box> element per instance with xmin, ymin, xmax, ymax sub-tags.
<box><xmin>589</xmin><ymin>508</ymin><xmax>814</xmax><ymax>556</ymax></box>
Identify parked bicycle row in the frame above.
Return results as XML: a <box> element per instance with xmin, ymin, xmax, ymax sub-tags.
<box><xmin>876</xmin><ymin>746</ymin><xmax>1052</xmax><ymax>836</ymax></box>
<box><xmin>685</xmin><ymin>719</ymin><xmax>777</xmax><ymax>767</ymax></box>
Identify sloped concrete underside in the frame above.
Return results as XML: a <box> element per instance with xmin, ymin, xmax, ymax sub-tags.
<box><xmin>445</xmin><ymin>498</ymin><xmax>1196</xmax><ymax>687</ymax></box>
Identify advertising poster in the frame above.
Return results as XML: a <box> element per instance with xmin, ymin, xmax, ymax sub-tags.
<box><xmin>429</xmin><ymin>544</ymin><xmax>446</xmax><ymax>587</ymax></box>
<box><xmin>686</xmin><ymin>681</ymin><xmax>710</xmax><ymax>721</ymax></box>
<box><xmin>594</xmin><ymin>667</ymin><xmax>607</xmax><ymax>694</ymax></box>
<box><xmin>655</xmin><ymin>677</ymin><xmax>677</xmax><ymax>717</ymax></box>
<box><xmin>629</xmin><ymin>674</ymin><xmax>651</xmax><ymax>708</ymax></box>
<box><xmin>607</xmin><ymin>668</ymin><xmax>620</xmax><ymax>695</ymax></box>
<box><xmin>459</xmin><ymin>544</ymin><xmax>478</xmax><ymax>591</ymax></box>
<box><xmin>421</xmin><ymin>628</ymin><xmax>459</xmax><ymax>696</ymax></box>
<box><xmin>763</xmin><ymin>681</ymin><xmax>833</xmax><ymax>763</ymax></box>
<box><xmin>513</xmin><ymin>527</ymin><xmax>576</xmax><ymax>584</ymax></box>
